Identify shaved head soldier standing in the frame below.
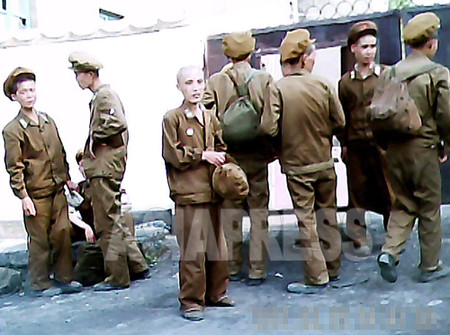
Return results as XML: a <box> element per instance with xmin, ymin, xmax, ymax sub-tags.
<box><xmin>163</xmin><ymin>65</ymin><xmax>233</xmax><ymax>321</ymax></box>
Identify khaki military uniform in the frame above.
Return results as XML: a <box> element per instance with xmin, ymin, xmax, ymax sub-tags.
<box><xmin>83</xmin><ymin>84</ymin><xmax>147</xmax><ymax>287</ymax></box>
<box><xmin>162</xmin><ymin>102</ymin><xmax>229</xmax><ymax>311</ymax></box>
<box><xmin>203</xmin><ymin>61</ymin><xmax>274</xmax><ymax>279</ymax></box>
<box><xmin>380</xmin><ymin>53</ymin><xmax>450</xmax><ymax>270</ymax></box>
<box><xmin>338</xmin><ymin>64</ymin><xmax>392</xmax><ymax>247</ymax></box>
<box><xmin>261</xmin><ymin>69</ymin><xmax>345</xmax><ymax>285</ymax></box>
<box><xmin>3</xmin><ymin>111</ymin><xmax>73</xmax><ymax>290</ymax></box>
<box><xmin>73</xmin><ymin>179</ymin><xmax>145</xmax><ymax>273</ymax></box>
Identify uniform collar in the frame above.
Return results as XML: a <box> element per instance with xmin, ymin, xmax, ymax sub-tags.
<box><xmin>231</xmin><ymin>61</ymin><xmax>252</xmax><ymax>71</ymax></box>
<box><xmin>182</xmin><ymin>102</ymin><xmax>206</xmax><ymax>121</ymax></box>
<box><xmin>91</xmin><ymin>84</ymin><xmax>109</xmax><ymax>103</ymax></box>
<box><xmin>350</xmin><ymin>63</ymin><xmax>381</xmax><ymax>79</ymax></box>
<box><xmin>18</xmin><ymin>110</ymin><xmax>48</xmax><ymax>129</ymax></box>
<box><xmin>286</xmin><ymin>68</ymin><xmax>310</xmax><ymax>77</ymax></box>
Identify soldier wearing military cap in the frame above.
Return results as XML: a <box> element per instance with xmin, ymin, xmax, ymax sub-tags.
<box><xmin>261</xmin><ymin>28</ymin><xmax>345</xmax><ymax>294</ymax></box>
<box><xmin>377</xmin><ymin>12</ymin><xmax>450</xmax><ymax>283</ymax></box>
<box><xmin>163</xmin><ymin>65</ymin><xmax>233</xmax><ymax>321</ymax></box>
<box><xmin>338</xmin><ymin>20</ymin><xmax>393</xmax><ymax>257</ymax></box>
<box><xmin>203</xmin><ymin>31</ymin><xmax>274</xmax><ymax>286</ymax></box>
<box><xmin>2</xmin><ymin>67</ymin><xmax>82</xmax><ymax>296</ymax></box>
<box><xmin>68</xmin><ymin>51</ymin><xmax>149</xmax><ymax>291</ymax></box>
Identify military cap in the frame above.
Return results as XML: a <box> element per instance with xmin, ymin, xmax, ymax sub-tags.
<box><xmin>3</xmin><ymin>67</ymin><xmax>35</xmax><ymax>101</ymax></box>
<box><xmin>403</xmin><ymin>12</ymin><xmax>440</xmax><ymax>45</ymax></box>
<box><xmin>347</xmin><ymin>21</ymin><xmax>378</xmax><ymax>46</ymax></box>
<box><xmin>68</xmin><ymin>51</ymin><xmax>103</xmax><ymax>72</ymax></box>
<box><xmin>222</xmin><ymin>31</ymin><xmax>256</xmax><ymax>59</ymax></box>
<box><xmin>280</xmin><ymin>29</ymin><xmax>316</xmax><ymax>62</ymax></box>
<box><xmin>212</xmin><ymin>162</ymin><xmax>249</xmax><ymax>201</ymax></box>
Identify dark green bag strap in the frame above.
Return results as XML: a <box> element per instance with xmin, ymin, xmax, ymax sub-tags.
<box><xmin>226</xmin><ymin>70</ymin><xmax>258</xmax><ymax>97</ymax></box>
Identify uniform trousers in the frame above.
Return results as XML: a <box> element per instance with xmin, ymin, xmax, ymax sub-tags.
<box><xmin>24</xmin><ymin>189</ymin><xmax>73</xmax><ymax>290</ymax></box>
<box><xmin>175</xmin><ymin>203</ymin><xmax>229</xmax><ymax>311</ymax></box>
<box><xmin>222</xmin><ymin>154</ymin><xmax>270</xmax><ymax>279</ymax></box>
<box><xmin>286</xmin><ymin>168</ymin><xmax>342</xmax><ymax>285</ymax></box>
<box><xmin>90</xmin><ymin>177</ymin><xmax>147</xmax><ymax>287</ymax></box>
<box><xmin>382</xmin><ymin>140</ymin><xmax>442</xmax><ymax>271</ymax></box>
<box><xmin>345</xmin><ymin>142</ymin><xmax>392</xmax><ymax>247</ymax></box>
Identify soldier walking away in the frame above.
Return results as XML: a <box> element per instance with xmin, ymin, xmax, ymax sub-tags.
<box><xmin>338</xmin><ymin>21</ymin><xmax>393</xmax><ymax>257</ymax></box>
<box><xmin>203</xmin><ymin>31</ymin><xmax>274</xmax><ymax>286</ymax></box>
<box><xmin>261</xmin><ymin>29</ymin><xmax>345</xmax><ymax>294</ymax></box>
<box><xmin>163</xmin><ymin>65</ymin><xmax>233</xmax><ymax>321</ymax></box>
<box><xmin>376</xmin><ymin>12</ymin><xmax>450</xmax><ymax>283</ymax></box>
<box><xmin>68</xmin><ymin>52</ymin><xmax>149</xmax><ymax>291</ymax></box>
<box><xmin>2</xmin><ymin>67</ymin><xmax>82</xmax><ymax>297</ymax></box>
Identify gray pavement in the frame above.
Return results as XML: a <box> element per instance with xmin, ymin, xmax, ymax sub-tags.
<box><xmin>1</xmin><ymin>209</ymin><xmax>450</xmax><ymax>334</ymax></box>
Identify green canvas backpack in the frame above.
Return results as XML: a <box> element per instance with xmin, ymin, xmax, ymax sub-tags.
<box><xmin>221</xmin><ymin>70</ymin><xmax>261</xmax><ymax>144</ymax></box>
<box><xmin>369</xmin><ymin>63</ymin><xmax>438</xmax><ymax>137</ymax></box>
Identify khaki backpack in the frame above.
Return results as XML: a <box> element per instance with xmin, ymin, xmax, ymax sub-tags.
<box><xmin>221</xmin><ymin>70</ymin><xmax>261</xmax><ymax>143</ymax></box>
<box><xmin>369</xmin><ymin>63</ymin><xmax>438</xmax><ymax>137</ymax></box>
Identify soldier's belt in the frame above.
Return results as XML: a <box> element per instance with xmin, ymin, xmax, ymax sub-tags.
<box><xmin>285</xmin><ymin>158</ymin><xmax>334</xmax><ymax>176</ymax></box>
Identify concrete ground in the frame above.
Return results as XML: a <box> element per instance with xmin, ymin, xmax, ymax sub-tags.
<box><xmin>1</xmin><ymin>209</ymin><xmax>450</xmax><ymax>335</ymax></box>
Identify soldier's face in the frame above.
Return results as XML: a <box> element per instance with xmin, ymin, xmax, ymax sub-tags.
<box><xmin>351</xmin><ymin>35</ymin><xmax>377</xmax><ymax>65</ymax></box>
<box><xmin>177</xmin><ymin>67</ymin><xmax>205</xmax><ymax>104</ymax></box>
<box><xmin>75</xmin><ymin>71</ymin><xmax>93</xmax><ymax>90</ymax></box>
<box><xmin>11</xmin><ymin>80</ymin><xmax>36</xmax><ymax>109</ymax></box>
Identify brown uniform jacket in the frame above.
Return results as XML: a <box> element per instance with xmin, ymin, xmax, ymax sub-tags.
<box><xmin>83</xmin><ymin>84</ymin><xmax>128</xmax><ymax>180</ymax></box>
<box><xmin>3</xmin><ymin>110</ymin><xmax>69</xmax><ymax>199</ymax></box>
<box><xmin>338</xmin><ymin>64</ymin><xmax>385</xmax><ymax>145</ymax></box>
<box><xmin>162</xmin><ymin>102</ymin><xmax>226</xmax><ymax>205</ymax></box>
<box><xmin>203</xmin><ymin>61</ymin><xmax>274</xmax><ymax>157</ymax></box>
<box><xmin>261</xmin><ymin>69</ymin><xmax>345</xmax><ymax>175</ymax></box>
<box><xmin>379</xmin><ymin>52</ymin><xmax>450</xmax><ymax>148</ymax></box>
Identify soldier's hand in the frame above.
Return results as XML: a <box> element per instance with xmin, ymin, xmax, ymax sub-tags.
<box><xmin>202</xmin><ymin>151</ymin><xmax>226</xmax><ymax>167</ymax></box>
<box><xmin>85</xmin><ymin>226</ymin><xmax>96</xmax><ymax>243</ymax></box>
<box><xmin>22</xmin><ymin>196</ymin><xmax>36</xmax><ymax>216</ymax></box>
<box><xmin>66</xmin><ymin>180</ymin><xmax>78</xmax><ymax>192</ymax></box>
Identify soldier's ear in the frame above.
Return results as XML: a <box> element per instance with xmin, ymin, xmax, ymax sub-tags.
<box><xmin>10</xmin><ymin>93</ymin><xmax>17</xmax><ymax>101</ymax></box>
<box><xmin>176</xmin><ymin>83</ymin><xmax>181</xmax><ymax>92</ymax></box>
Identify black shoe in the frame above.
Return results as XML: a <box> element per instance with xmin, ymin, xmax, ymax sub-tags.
<box><xmin>206</xmin><ymin>296</ymin><xmax>235</xmax><ymax>307</ymax></box>
<box><xmin>55</xmin><ymin>280</ymin><xmax>83</xmax><ymax>294</ymax></box>
<box><xmin>419</xmin><ymin>265</ymin><xmax>450</xmax><ymax>283</ymax></box>
<box><xmin>287</xmin><ymin>282</ymin><xmax>327</xmax><ymax>294</ymax></box>
<box><xmin>229</xmin><ymin>272</ymin><xmax>244</xmax><ymax>282</ymax></box>
<box><xmin>329</xmin><ymin>275</ymin><xmax>340</xmax><ymax>282</ymax></box>
<box><xmin>247</xmin><ymin>278</ymin><xmax>265</xmax><ymax>286</ymax></box>
<box><xmin>377</xmin><ymin>252</ymin><xmax>397</xmax><ymax>283</ymax></box>
<box><xmin>130</xmin><ymin>268</ymin><xmax>151</xmax><ymax>281</ymax></box>
<box><xmin>93</xmin><ymin>282</ymin><xmax>128</xmax><ymax>291</ymax></box>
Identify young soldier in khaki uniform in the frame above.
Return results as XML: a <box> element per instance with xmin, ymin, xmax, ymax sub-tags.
<box><xmin>338</xmin><ymin>21</ymin><xmax>392</xmax><ymax>255</ymax></box>
<box><xmin>163</xmin><ymin>65</ymin><xmax>233</xmax><ymax>321</ymax></box>
<box><xmin>261</xmin><ymin>29</ymin><xmax>345</xmax><ymax>294</ymax></box>
<box><xmin>203</xmin><ymin>31</ymin><xmax>274</xmax><ymax>285</ymax></box>
<box><xmin>68</xmin><ymin>52</ymin><xmax>149</xmax><ymax>291</ymax></box>
<box><xmin>2</xmin><ymin>68</ymin><xmax>81</xmax><ymax>296</ymax></box>
<box><xmin>377</xmin><ymin>12</ymin><xmax>450</xmax><ymax>283</ymax></box>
